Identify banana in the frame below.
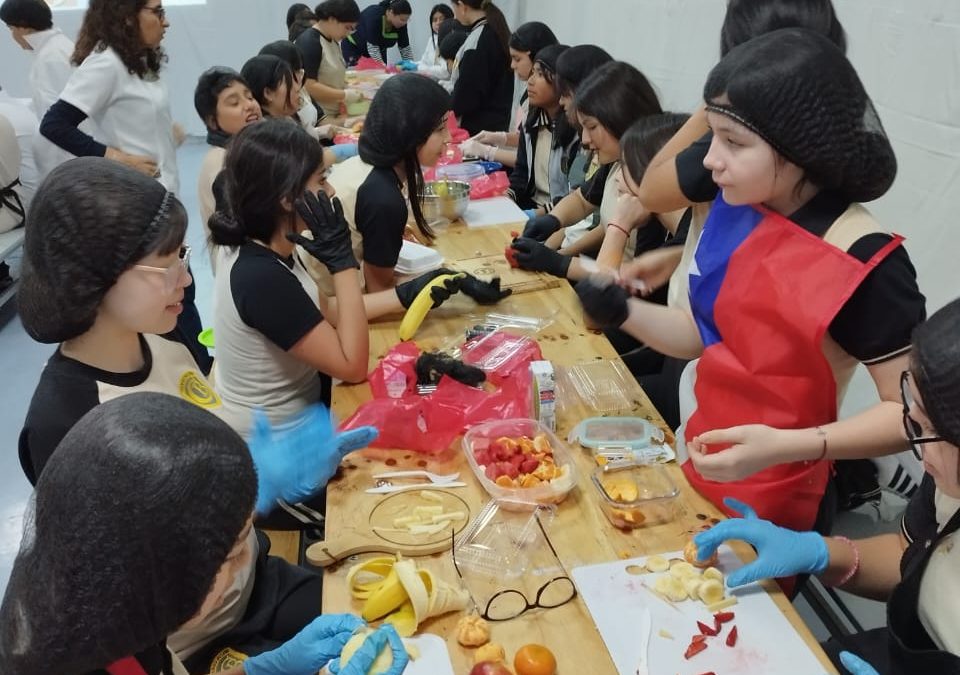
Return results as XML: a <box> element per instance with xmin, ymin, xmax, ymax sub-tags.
<box><xmin>362</xmin><ymin>568</ymin><xmax>409</xmax><ymax>621</ymax></box>
<box><xmin>398</xmin><ymin>273</ymin><xmax>464</xmax><ymax>341</ymax></box>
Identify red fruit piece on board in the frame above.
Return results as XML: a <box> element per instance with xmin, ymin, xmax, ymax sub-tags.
<box><xmin>726</xmin><ymin>625</ymin><xmax>738</xmax><ymax>647</ymax></box>
<box><xmin>697</xmin><ymin>620</ymin><xmax>719</xmax><ymax>636</ymax></box>
<box><xmin>504</xmin><ymin>246</ymin><xmax>519</xmax><ymax>268</ymax></box>
<box><xmin>684</xmin><ymin>641</ymin><xmax>708</xmax><ymax>660</ymax></box>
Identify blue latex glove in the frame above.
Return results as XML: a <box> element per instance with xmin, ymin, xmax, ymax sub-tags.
<box><xmin>693</xmin><ymin>497</ymin><xmax>830</xmax><ymax>587</ymax></box>
<box><xmin>327</xmin><ymin>625</ymin><xmax>408</xmax><ymax>675</ymax></box>
<box><xmin>397</xmin><ymin>60</ymin><xmax>418</xmax><ymax>71</ymax></box>
<box><xmin>839</xmin><ymin>651</ymin><xmax>880</xmax><ymax>675</ymax></box>
<box><xmin>243</xmin><ymin>614</ymin><xmax>365</xmax><ymax>675</ymax></box>
<box><xmin>523</xmin><ymin>208</ymin><xmax>537</xmax><ymax>220</ymax></box>
<box><xmin>331</xmin><ymin>143</ymin><xmax>359</xmax><ymax>162</ymax></box>
<box><xmin>248</xmin><ymin>405</ymin><xmax>378</xmax><ymax>515</ymax></box>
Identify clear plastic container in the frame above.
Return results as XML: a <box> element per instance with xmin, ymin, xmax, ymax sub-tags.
<box><xmin>436</xmin><ymin>163</ymin><xmax>486</xmax><ymax>183</ymax></box>
<box><xmin>460</xmin><ymin>329</ymin><xmax>536</xmax><ymax>373</ymax></box>
<box><xmin>568</xmin><ymin>416</ymin><xmax>664</xmax><ymax>451</ymax></box>
<box><xmin>591</xmin><ymin>463</ymin><xmax>679</xmax><ymax>530</ymax></box>
<box><xmin>462</xmin><ymin>418</ymin><xmax>578</xmax><ymax>506</ymax></box>
<box><xmin>561</xmin><ymin>359</ymin><xmax>635</xmax><ymax>414</ymax></box>
<box><xmin>453</xmin><ymin>498</ymin><xmax>557</xmax><ymax>577</ymax></box>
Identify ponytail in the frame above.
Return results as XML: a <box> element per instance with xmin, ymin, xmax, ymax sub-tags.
<box><xmin>481</xmin><ymin>1</ymin><xmax>510</xmax><ymax>58</ymax></box>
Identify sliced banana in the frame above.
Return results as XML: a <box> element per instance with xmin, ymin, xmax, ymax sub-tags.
<box><xmin>653</xmin><ymin>574</ymin><xmax>673</xmax><ymax>596</ymax></box>
<box><xmin>669</xmin><ymin>561</ymin><xmax>698</xmax><ymax>579</ymax></box>
<box><xmin>699</xmin><ymin>578</ymin><xmax>725</xmax><ymax>605</ymax></box>
<box><xmin>702</xmin><ymin>566</ymin><xmax>724</xmax><ymax>582</ymax></box>
<box><xmin>645</xmin><ymin>555</ymin><xmax>670</xmax><ymax>573</ymax></box>
<box><xmin>682</xmin><ymin>576</ymin><xmax>703</xmax><ymax>601</ymax></box>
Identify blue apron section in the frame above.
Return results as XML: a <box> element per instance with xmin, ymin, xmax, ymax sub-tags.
<box><xmin>688</xmin><ymin>196</ymin><xmax>765</xmax><ymax>348</ymax></box>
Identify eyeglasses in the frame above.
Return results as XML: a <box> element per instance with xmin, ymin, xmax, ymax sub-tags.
<box><xmin>451</xmin><ymin>511</ymin><xmax>577</xmax><ymax>622</ymax></box>
<box><xmin>133</xmin><ymin>245</ymin><xmax>191</xmax><ymax>292</ymax></box>
<box><xmin>901</xmin><ymin>370</ymin><xmax>942</xmax><ymax>460</ymax></box>
<box><xmin>143</xmin><ymin>5</ymin><xmax>166</xmax><ymax>20</ymax></box>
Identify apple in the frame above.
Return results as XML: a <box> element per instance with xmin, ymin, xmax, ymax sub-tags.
<box><xmin>470</xmin><ymin>661</ymin><xmax>513</xmax><ymax>675</ymax></box>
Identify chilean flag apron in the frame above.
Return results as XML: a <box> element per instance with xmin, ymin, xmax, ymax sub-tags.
<box><xmin>683</xmin><ymin>196</ymin><xmax>903</xmax><ymax>533</ymax></box>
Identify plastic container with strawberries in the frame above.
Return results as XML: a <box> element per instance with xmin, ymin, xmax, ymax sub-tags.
<box><xmin>462</xmin><ymin>418</ymin><xmax>578</xmax><ymax>506</ymax></box>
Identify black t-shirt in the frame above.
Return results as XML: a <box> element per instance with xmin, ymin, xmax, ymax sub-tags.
<box><xmin>581</xmin><ymin>162</ymin><xmax>614</xmax><ymax>207</ymax></box>
<box><xmin>230</xmin><ymin>244</ymin><xmax>324</xmax><ymax>350</ymax></box>
<box><xmin>295</xmin><ymin>28</ymin><xmax>324</xmax><ymax>80</ymax></box>
<box><xmin>451</xmin><ymin>19</ymin><xmax>513</xmax><ymax>135</ymax></box>
<box><xmin>675</xmin><ymin>131</ymin><xmax>719</xmax><ymax>204</ymax></box>
<box><xmin>787</xmin><ymin>190</ymin><xmax>926</xmax><ymax>364</ymax></box>
<box><xmin>677</xmin><ymin>138</ymin><xmax>925</xmax><ymax>365</ymax></box>
<box><xmin>18</xmin><ymin>334</ymin><xmax>217</xmax><ymax>485</ymax></box>
<box><xmin>902</xmin><ymin>474</ymin><xmax>939</xmax><ymax>572</ymax></box>
<box><xmin>355</xmin><ymin>166</ymin><xmax>408</xmax><ymax>268</ymax></box>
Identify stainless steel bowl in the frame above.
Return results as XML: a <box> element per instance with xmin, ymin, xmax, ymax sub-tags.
<box><xmin>421</xmin><ymin>180</ymin><xmax>471</xmax><ymax>222</ymax></box>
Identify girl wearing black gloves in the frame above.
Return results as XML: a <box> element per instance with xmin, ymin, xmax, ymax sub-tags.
<box><xmin>510</xmin><ymin>61</ymin><xmax>663</xmax><ymax>277</ymax></box>
<box><xmin>342</xmin><ymin>0</ymin><xmax>413</xmax><ymax>67</ymax></box>
<box><xmin>1</xmin><ymin>392</ymin><xmax>406</xmax><ymax>675</ymax></box>
<box><xmin>210</xmin><ymin>118</ymin><xmax>462</xmax><ymax>435</ymax></box>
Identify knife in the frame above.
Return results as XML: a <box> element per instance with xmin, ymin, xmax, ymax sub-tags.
<box><xmin>365</xmin><ymin>482</ymin><xmax>467</xmax><ymax>494</ymax></box>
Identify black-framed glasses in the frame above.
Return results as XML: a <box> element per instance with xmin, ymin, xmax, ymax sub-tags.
<box><xmin>901</xmin><ymin>370</ymin><xmax>942</xmax><ymax>460</ymax></box>
<box><xmin>143</xmin><ymin>5</ymin><xmax>166</xmax><ymax>20</ymax></box>
<box><xmin>451</xmin><ymin>511</ymin><xmax>576</xmax><ymax>622</ymax></box>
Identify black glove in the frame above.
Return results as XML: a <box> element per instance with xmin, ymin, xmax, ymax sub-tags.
<box><xmin>511</xmin><ymin>237</ymin><xmax>571</xmax><ymax>278</ymax></box>
<box><xmin>286</xmin><ymin>191</ymin><xmax>358</xmax><ymax>274</ymax></box>
<box><xmin>395</xmin><ymin>269</ymin><xmax>463</xmax><ymax>309</ymax></box>
<box><xmin>521</xmin><ymin>213</ymin><xmax>561</xmax><ymax>241</ymax></box>
<box><xmin>459</xmin><ymin>273</ymin><xmax>512</xmax><ymax>305</ymax></box>
<box><xmin>575</xmin><ymin>277</ymin><xmax>631</xmax><ymax>328</ymax></box>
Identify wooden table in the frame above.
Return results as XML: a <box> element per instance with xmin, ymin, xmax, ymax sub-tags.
<box><xmin>321</xmin><ymin>219</ymin><xmax>837</xmax><ymax>674</ymax></box>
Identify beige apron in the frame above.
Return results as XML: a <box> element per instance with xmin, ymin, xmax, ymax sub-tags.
<box><xmin>317</xmin><ymin>30</ymin><xmax>347</xmax><ymax>119</ymax></box>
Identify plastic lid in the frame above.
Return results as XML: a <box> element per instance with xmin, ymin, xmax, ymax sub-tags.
<box><xmin>562</xmin><ymin>360</ymin><xmax>635</xmax><ymax>414</ymax></box>
<box><xmin>568</xmin><ymin>416</ymin><xmax>664</xmax><ymax>450</ymax></box>
<box><xmin>436</xmin><ymin>163</ymin><xmax>486</xmax><ymax>182</ymax></box>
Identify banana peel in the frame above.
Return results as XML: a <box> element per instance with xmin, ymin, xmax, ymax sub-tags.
<box><xmin>398</xmin><ymin>273</ymin><xmax>465</xmax><ymax>341</ymax></box>
<box><xmin>346</xmin><ymin>555</ymin><xmax>470</xmax><ymax>636</ymax></box>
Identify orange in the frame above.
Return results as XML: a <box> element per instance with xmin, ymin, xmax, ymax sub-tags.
<box><xmin>514</xmin><ymin>644</ymin><xmax>557</xmax><ymax>675</ymax></box>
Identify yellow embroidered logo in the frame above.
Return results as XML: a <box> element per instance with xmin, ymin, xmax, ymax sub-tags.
<box><xmin>178</xmin><ymin>370</ymin><xmax>221</xmax><ymax>408</ymax></box>
<box><xmin>208</xmin><ymin>647</ymin><xmax>247</xmax><ymax>672</ymax></box>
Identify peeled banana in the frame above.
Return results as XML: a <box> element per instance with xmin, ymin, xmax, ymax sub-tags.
<box><xmin>398</xmin><ymin>273</ymin><xmax>464</xmax><ymax>341</ymax></box>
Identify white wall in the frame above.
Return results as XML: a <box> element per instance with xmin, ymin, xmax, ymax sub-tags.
<box><xmin>2</xmin><ymin>0</ymin><xmax>956</xmax><ymax>410</ymax></box>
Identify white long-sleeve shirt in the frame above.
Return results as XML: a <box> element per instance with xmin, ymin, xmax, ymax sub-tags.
<box><xmin>24</xmin><ymin>28</ymin><xmax>74</xmax><ymax>118</ymax></box>
<box><xmin>418</xmin><ymin>35</ymin><xmax>450</xmax><ymax>80</ymax></box>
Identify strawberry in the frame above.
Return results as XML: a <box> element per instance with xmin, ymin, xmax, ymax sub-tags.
<box><xmin>684</xmin><ymin>641</ymin><xmax>708</xmax><ymax>660</ymax></box>
<box><xmin>697</xmin><ymin>621</ymin><xmax>719</xmax><ymax>637</ymax></box>
<box><xmin>520</xmin><ymin>458</ymin><xmax>540</xmax><ymax>474</ymax></box>
<box><xmin>725</xmin><ymin>625</ymin><xmax>738</xmax><ymax>647</ymax></box>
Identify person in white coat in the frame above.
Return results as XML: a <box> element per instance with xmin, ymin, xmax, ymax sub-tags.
<box><xmin>39</xmin><ymin>0</ymin><xmax>182</xmax><ymax>194</ymax></box>
<box><xmin>0</xmin><ymin>0</ymin><xmax>88</xmax><ymax>178</ymax></box>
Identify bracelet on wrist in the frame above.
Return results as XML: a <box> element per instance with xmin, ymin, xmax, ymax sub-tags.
<box><xmin>830</xmin><ymin>536</ymin><xmax>860</xmax><ymax>587</ymax></box>
<box><xmin>809</xmin><ymin>426</ymin><xmax>828</xmax><ymax>462</ymax></box>
<box><xmin>608</xmin><ymin>222</ymin><xmax>631</xmax><ymax>237</ymax></box>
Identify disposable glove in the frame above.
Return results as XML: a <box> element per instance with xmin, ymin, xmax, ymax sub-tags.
<box><xmin>243</xmin><ymin>614</ymin><xmax>365</xmax><ymax>675</ymax></box>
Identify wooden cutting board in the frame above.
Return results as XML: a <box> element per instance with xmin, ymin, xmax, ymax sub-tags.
<box><xmin>449</xmin><ymin>253</ymin><xmax>562</xmax><ymax>295</ymax></box>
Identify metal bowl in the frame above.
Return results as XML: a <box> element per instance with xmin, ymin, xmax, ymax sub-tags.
<box><xmin>421</xmin><ymin>180</ymin><xmax>471</xmax><ymax>222</ymax></box>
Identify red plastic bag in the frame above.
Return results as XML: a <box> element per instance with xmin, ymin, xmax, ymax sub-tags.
<box><xmin>431</xmin><ymin>376</ymin><xmax>532</xmax><ymax>432</ymax></box>
<box><xmin>368</xmin><ymin>342</ymin><xmax>420</xmax><ymax>399</ymax></box>
<box><xmin>340</xmin><ymin>396</ymin><xmax>464</xmax><ymax>455</ymax></box>
<box><xmin>469</xmin><ymin>171</ymin><xmax>510</xmax><ymax>199</ymax></box>
<box><xmin>355</xmin><ymin>56</ymin><xmax>387</xmax><ymax>71</ymax></box>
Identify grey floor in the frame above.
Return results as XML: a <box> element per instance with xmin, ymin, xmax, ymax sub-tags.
<box><xmin>0</xmin><ymin>139</ymin><xmax>897</xmax><ymax>643</ymax></box>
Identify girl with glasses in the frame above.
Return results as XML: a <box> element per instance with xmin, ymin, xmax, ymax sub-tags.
<box><xmin>16</xmin><ymin>157</ymin><xmax>383</xmax><ymax>671</ymax></box>
<box><xmin>694</xmin><ymin>297</ymin><xmax>960</xmax><ymax>674</ymax></box>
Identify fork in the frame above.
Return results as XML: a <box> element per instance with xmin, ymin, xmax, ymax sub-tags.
<box><xmin>372</xmin><ymin>470</ymin><xmax>461</xmax><ymax>483</ymax></box>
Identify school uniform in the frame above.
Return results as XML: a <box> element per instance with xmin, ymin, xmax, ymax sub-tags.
<box><xmin>507</xmin><ymin>110</ymin><xmax>568</xmax><ymax>212</ymax></box>
<box><xmin>449</xmin><ymin>18</ymin><xmax>513</xmax><ymax>136</ymax></box>
<box><xmin>297</xmin><ymin>27</ymin><xmax>348</xmax><ymax>120</ymax></box>
<box><xmin>418</xmin><ymin>34</ymin><xmax>449</xmax><ymax>79</ymax></box>
<box><xmin>819</xmin><ymin>475</ymin><xmax>960</xmax><ymax>673</ymax></box>
<box><xmin>342</xmin><ymin>3</ymin><xmax>414</xmax><ymax>66</ymax></box>
<box><xmin>41</xmin><ymin>45</ymin><xmax>179</xmax><ymax>193</ymax></box>
<box><xmin>304</xmin><ymin>155</ymin><xmax>406</xmax><ymax>295</ymax></box>
<box><xmin>677</xmin><ymin>190</ymin><xmax>926</xmax><ymax>534</ymax></box>
<box><xmin>213</xmin><ymin>243</ymin><xmax>330</xmax><ymax>437</ymax></box>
